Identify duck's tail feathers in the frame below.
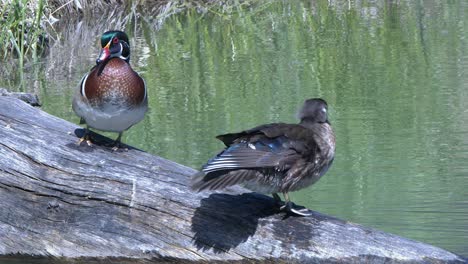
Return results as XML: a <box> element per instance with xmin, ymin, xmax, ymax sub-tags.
<box><xmin>190</xmin><ymin>169</ymin><xmax>256</xmax><ymax>192</ymax></box>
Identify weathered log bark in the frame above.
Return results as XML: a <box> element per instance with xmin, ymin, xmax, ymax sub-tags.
<box><xmin>0</xmin><ymin>88</ymin><xmax>41</xmax><ymax>106</ymax></box>
<box><xmin>0</xmin><ymin>95</ymin><xmax>466</xmax><ymax>264</ymax></box>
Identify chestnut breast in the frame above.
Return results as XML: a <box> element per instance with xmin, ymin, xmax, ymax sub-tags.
<box><xmin>84</xmin><ymin>58</ymin><xmax>145</xmax><ymax>107</ymax></box>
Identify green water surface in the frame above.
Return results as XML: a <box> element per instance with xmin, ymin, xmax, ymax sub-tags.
<box><xmin>1</xmin><ymin>0</ymin><xmax>467</xmax><ymax>256</ymax></box>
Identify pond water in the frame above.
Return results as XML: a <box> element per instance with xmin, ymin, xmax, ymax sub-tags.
<box><xmin>1</xmin><ymin>0</ymin><xmax>467</xmax><ymax>257</ymax></box>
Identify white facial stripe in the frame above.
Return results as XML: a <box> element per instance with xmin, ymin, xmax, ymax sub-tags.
<box><xmin>115</xmin><ymin>42</ymin><xmax>130</xmax><ymax>60</ymax></box>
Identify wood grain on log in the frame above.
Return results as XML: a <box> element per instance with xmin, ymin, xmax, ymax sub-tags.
<box><xmin>0</xmin><ymin>95</ymin><xmax>466</xmax><ymax>263</ymax></box>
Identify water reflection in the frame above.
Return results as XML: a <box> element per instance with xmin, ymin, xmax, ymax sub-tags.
<box><xmin>1</xmin><ymin>0</ymin><xmax>467</xmax><ymax>256</ymax></box>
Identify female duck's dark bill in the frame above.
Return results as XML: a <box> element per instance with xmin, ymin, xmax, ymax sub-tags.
<box><xmin>191</xmin><ymin>98</ymin><xmax>336</xmax><ymax>217</ymax></box>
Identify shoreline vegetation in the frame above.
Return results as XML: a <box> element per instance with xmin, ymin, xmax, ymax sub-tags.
<box><xmin>0</xmin><ymin>0</ymin><xmax>252</xmax><ymax>68</ymax></box>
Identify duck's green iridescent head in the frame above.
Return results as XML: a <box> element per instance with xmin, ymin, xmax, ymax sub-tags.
<box><xmin>96</xmin><ymin>30</ymin><xmax>130</xmax><ymax>64</ymax></box>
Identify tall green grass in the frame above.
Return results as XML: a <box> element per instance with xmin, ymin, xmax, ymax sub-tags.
<box><xmin>0</xmin><ymin>0</ymin><xmax>47</xmax><ymax>68</ymax></box>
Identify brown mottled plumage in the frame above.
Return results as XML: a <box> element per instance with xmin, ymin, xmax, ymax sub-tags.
<box><xmin>191</xmin><ymin>98</ymin><xmax>335</xmax><ymax>216</ymax></box>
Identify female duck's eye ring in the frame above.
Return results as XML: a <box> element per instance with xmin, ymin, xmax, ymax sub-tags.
<box><xmin>113</xmin><ymin>37</ymin><xmax>119</xmax><ymax>44</ymax></box>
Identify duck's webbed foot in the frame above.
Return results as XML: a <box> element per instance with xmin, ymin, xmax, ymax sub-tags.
<box><xmin>77</xmin><ymin>127</ymin><xmax>92</xmax><ymax>146</ymax></box>
<box><xmin>278</xmin><ymin>192</ymin><xmax>313</xmax><ymax>217</ymax></box>
<box><xmin>111</xmin><ymin>132</ymin><xmax>128</xmax><ymax>152</ymax></box>
<box><xmin>280</xmin><ymin>202</ymin><xmax>312</xmax><ymax>217</ymax></box>
<box><xmin>111</xmin><ymin>141</ymin><xmax>121</xmax><ymax>152</ymax></box>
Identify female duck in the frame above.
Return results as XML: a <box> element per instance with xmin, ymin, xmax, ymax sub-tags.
<box><xmin>72</xmin><ymin>30</ymin><xmax>147</xmax><ymax>150</ymax></box>
<box><xmin>192</xmin><ymin>98</ymin><xmax>335</xmax><ymax>216</ymax></box>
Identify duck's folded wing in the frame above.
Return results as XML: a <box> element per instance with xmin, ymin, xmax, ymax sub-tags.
<box><xmin>204</xmin><ymin>141</ymin><xmax>295</xmax><ymax>172</ymax></box>
<box><xmin>216</xmin><ymin>123</ymin><xmax>314</xmax><ymax>146</ymax></box>
<box><xmin>215</xmin><ymin>123</ymin><xmax>288</xmax><ymax>146</ymax></box>
<box><xmin>191</xmin><ymin>136</ymin><xmax>299</xmax><ymax>192</ymax></box>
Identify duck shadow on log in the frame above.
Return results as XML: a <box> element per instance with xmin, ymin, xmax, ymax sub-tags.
<box><xmin>191</xmin><ymin>193</ymin><xmax>278</xmax><ymax>253</ymax></box>
<box><xmin>190</xmin><ymin>192</ymin><xmax>324</xmax><ymax>254</ymax></box>
<box><xmin>65</xmin><ymin>128</ymin><xmax>135</xmax><ymax>152</ymax></box>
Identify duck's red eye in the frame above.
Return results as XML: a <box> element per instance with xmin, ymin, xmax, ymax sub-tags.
<box><xmin>113</xmin><ymin>37</ymin><xmax>119</xmax><ymax>44</ymax></box>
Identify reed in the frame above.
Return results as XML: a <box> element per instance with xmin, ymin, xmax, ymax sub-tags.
<box><xmin>0</xmin><ymin>0</ymin><xmax>47</xmax><ymax>68</ymax></box>
<box><xmin>0</xmin><ymin>0</ymin><xmax>252</xmax><ymax>63</ymax></box>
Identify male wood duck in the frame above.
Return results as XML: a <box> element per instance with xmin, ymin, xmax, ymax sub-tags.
<box><xmin>72</xmin><ymin>30</ymin><xmax>147</xmax><ymax>150</ymax></box>
<box><xmin>191</xmin><ymin>98</ymin><xmax>335</xmax><ymax>216</ymax></box>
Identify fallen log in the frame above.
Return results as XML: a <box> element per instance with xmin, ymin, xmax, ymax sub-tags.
<box><xmin>0</xmin><ymin>95</ymin><xmax>466</xmax><ymax>264</ymax></box>
<box><xmin>0</xmin><ymin>88</ymin><xmax>41</xmax><ymax>106</ymax></box>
